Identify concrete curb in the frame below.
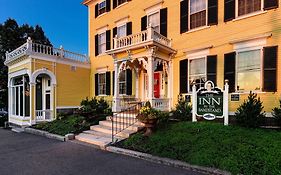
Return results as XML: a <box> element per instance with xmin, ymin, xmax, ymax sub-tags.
<box><xmin>106</xmin><ymin>146</ymin><xmax>231</xmax><ymax>175</ymax></box>
<box><xmin>24</xmin><ymin>128</ymin><xmax>66</xmax><ymax>142</ymax></box>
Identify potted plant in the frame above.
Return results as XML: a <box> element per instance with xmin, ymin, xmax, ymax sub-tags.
<box><xmin>137</xmin><ymin>102</ymin><xmax>160</xmax><ymax>136</ymax></box>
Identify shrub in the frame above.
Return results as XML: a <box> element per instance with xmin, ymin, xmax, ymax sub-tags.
<box><xmin>171</xmin><ymin>94</ymin><xmax>192</xmax><ymax>121</ymax></box>
<box><xmin>235</xmin><ymin>92</ymin><xmax>265</xmax><ymax>128</ymax></box>
<box><xmin>272</xmin><ymin>100</ymin><xmax>281</xmax><ymax>126</ymax></box>
<box><xmin>79</xmin><ymin>97</ymin><xmax>112</xmax><ymax>118</ymax></box>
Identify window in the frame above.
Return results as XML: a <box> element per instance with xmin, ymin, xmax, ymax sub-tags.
<box><xmin>117</xmin><ymin>24</ymin><xmax>126</xmax><ymax>37</ymax></box>
<box><xmin>148</xmin><ymin>12</ymin><xmax>160</xmax><ymax>33</ymax></box>
<box><xmin>119</xmin><ymin>70</ymin><xmax>126</xmax><ymax>95</ymax></box>
<box><xmin>98</xmin><ymin>1</ymin><xmax>106</xmax><ymax>15</ymax></box>
<box><xmin>238</xmin><ymin>0</ymin><xmax>262</xmax><ymax>16</ymax></box>
<box><xmin>189</xmin><ymin>0</ymin><xmax>207</xmax><ymax>29</ymax></box>
<box><xmin>189</xmin><ymin>57</ymin><xmax>206</xmax><ymax>91</ymax></box>
<box><xmin>117</xmin><ymin>0</ymin><xmax>127</xmax><ymax>6</ymax></box>
<box><xmin>98</xmin><ymin>32</ymin><xmax>106</xmax><ymax>55</ymax></box>
<box><xmin>236</xmin><ymin>49</ymin><xmax>261</xmax><ymax>91</ymax></box>
<box><xmin>98</xmin><ymin>73</ymin><xmax>106</xmax><ymax>95</ymax></box>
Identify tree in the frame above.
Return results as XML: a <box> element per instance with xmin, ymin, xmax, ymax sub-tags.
<box><xmin>0</xmin><ymin>18</ymin><xmax>52</xmax><ymax>110</ymax></box>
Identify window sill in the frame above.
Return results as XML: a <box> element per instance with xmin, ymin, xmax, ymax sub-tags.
<box><xmin>96</xmin><ymin>53</ymin><xmax>107</xmax><ymax>57</ymax></box>
<box><xmin>183</xmin><ymin>26</ymin><xmax>211</xmax><ymax>34</ymax></box>
<box><xmin>232</xmin><ymin>10</ymin><xmax>267</xmax><ymax>22</ymax></box>
<box><xmin>97</xmin><ymin>12</ymin><xmax>108</xmax><ymax>18</ymax></box>
<box><xmin>115</xmin><ymin>2</ymin><xmax>129</xmax><ymax>9</ymax></box>
<box><xmin>231</xmin><ymin>91</ymin><xmax>266</xmax><ymax>95</ymax></box>
<box><xmin>98</xmin><ymin>94</ymin><xmax>108</xmax><ymax>97</ymax></box>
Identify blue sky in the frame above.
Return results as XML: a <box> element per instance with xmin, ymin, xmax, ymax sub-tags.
<box><xmin>0</xmin><ymin>0</ymin><xmax>88</xmax><ymax>55</ymax></box>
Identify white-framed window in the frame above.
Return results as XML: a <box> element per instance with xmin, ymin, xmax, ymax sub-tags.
<box><xmin>98</xmin><ymin>73</ymin><xmax>106</xmax><ymax>95</ymax></box>
<box><xmin>148</xmin><ymin>11</ymin><xmax>160</xmax><ymax>33</ymax></box>
<box><xmin>98</xmin><ymin>0</ymin><xmax>107</xmax><ymax>16</ymax></box>
<box><xmin>119</xmin><ymin>70</ymin><xmax>126</xmax><ymax>95</ymax></box>
<box><xmin>188</xmin><ymin>57</ymin><xmax>207</xmax><ymax>91</ymax></box>
<box><xmin>236</xmin><ymin>48</ymin><xmax>262</xmax><ymax>92</ymax></box>
<box><xmin>189</xmin><ymin>0</ymin><xmax>207</xmax><ymax>30</ymax></box>
<box><xmin>98</xmin><ymin>32</ymin><xmax>106</xmax><ymax>55</ymax></box>
<box><xmin>117</xmin><ymin>24</ymin><xmax>127</xmax><ymax>37</ymax></box>
<box><xmin>237</xmin><ymin>0</ymin><xmax>262</xmax><ymax>17</ymax></box>
<box><xmin>117</xmin><ymin>0</ymin><xmax>127</xmax><ymax>6</ymax></box>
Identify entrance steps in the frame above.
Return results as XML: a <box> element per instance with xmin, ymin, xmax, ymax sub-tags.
<box><xmin>75</xmin><ymin>113</ymin><xmax>144</xmax><ymax>149</ymax></box>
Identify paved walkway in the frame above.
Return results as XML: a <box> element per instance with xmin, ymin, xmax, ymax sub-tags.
<box><xmin>0</xmin><ymin>129</ymin><xmax>203</xmax><ymax>175</ymax></box>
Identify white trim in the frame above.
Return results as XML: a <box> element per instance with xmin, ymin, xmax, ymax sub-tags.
<box><xmin>144</xmin><ymin>0</ymin><xmax>163</xmax><ymax>14</ymax></box>
<box><xmin>96</xmin><ymin>66</ymin><xmax>108</xmax><ymax>73</ymax></box>
<box><xmin>233</xmin><ymin>10</ymin><xmax>267</xmax><ymax>22</ymax></box>
<box><xmin>8</xmin><ymin>57</ymin><xmax>31</xmax><ymax>70</ymax></box>
<box><xmin>56</xmin><ymin>106</ymin><xmax>80</xmax><ymax>109</ymax></box>
<box><xmin>185</xmin><ymin>47</ymin><xmax>211</xmax><ymax>58</ymax></box>
<box><xmin>232</xmin><ymin>37</ymin><xmax>267</xmax><ymax>50</ymax></box>
<box><xmin>96</xmin><ymin>25</ymin><xmax>108</xmax><ymax>34</ymax></box>
<box><xmin>115</xmin><ymin>16</ymin><xmax>129</xmax><ymax>27</ymax></box>
<box><xmin>8</xmin><ymin>69</ymin><xmax>31</xmax><ymax>87</ymax></box>
<box><xmin>30</xmin><ymin>68</ymin><xmax>57</xmax><ymax>85</ymax></box>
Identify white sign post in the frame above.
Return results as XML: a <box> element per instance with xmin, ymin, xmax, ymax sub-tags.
<box><xmin>192</xmin><ymin>80</ymin><xmax>229</xmax><ymax>126</ymax></box>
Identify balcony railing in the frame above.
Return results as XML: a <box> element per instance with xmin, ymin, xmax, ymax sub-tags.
<box><xmin>36</xmin><ymin>110</ymin><xmax>53</xmax><ymax>122</ymax></box>
<box><xmin>112</xmin><ymin>25</ymin><xmax>172</xmax><ymax>50</ymax></box>
<box><xmin>5</xmin><ymin>38</ymin><xmax>89</xmax><ymax>64</ymax></box>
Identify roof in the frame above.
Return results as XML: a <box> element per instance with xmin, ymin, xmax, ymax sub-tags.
<box><xmin>82</xmin><ymin>0</ymin><xmax>92</xmax><ymax>5</ymax></box>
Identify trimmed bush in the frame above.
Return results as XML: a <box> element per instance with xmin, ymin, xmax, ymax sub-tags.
<box><xmin>171</xmin><ymin>94</ymin><xmax>192</xmax><ymax>121</ymax></box>
<box><xmin>235</xmin><ymin>92</ymin><xmax>265</xmax><ymax>128</ymax></box>
<box><xmin>272</xmin><ymin>100</ymin><xmax>281</xmax><ymax>127</ymax></box>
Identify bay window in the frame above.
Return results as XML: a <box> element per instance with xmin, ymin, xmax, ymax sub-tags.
<box><xmin>236</xmin><ymin>49</ymin><xmax>261</xmax><ymax>91</ymax></box>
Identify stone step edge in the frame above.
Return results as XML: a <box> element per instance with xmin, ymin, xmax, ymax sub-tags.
<box><xmin>106</xmin><ymin>146</ymin><xmax>231</xmax><ymax>175</ymax></box>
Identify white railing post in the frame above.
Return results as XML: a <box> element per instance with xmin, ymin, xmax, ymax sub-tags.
<box><xmin>60</xmin><ymin>45</ymin><xmax>64</xmax><ymax>58</ymax></box>
<box><xmin>26</xmin><ymin>37</ymin><xmax>32</xmax><ymax>53</ymax></box>
<box><xmin>5</xmin><ymin>51</ymin><xmax>9</xmax><ymax>61</ymax></box>
<box><xmin>147</xmin><ymin>24</ymin><xmax>153</xmax><ymax>40</ymax></box>
<box><xmin>224</xmin><ymin>79</ymin><xmax>229</xmax><ymax>126</ymax></box>
<box><xmin>114</xmin><ymin>35</ymin><xmax>118</xmax><ymax>49</ymax></box>
<box><xmin>192</xmin><ymin>84</ymin><xmax>197</xmax><ymax>122</ymax></box>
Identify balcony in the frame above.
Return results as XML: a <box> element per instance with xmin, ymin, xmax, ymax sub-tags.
<box><xmin>5</xmin><ymin>37</ymin><xmax>90</xmax><ymax>65</ymax></box>
<box><xmin>106</xmin><ymin>25</ymin><xmax>175</xmax><ymax>55</ymax></box>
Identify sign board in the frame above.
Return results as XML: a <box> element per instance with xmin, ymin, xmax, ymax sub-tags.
<box><xmin>231</xmin><ymin>94</ymin><xmax>240</xmax><ymax>101</ymax></box>
<box><xmin>192</xmin><ymin>80</ymin><xmax>229</xmax><ymax>125</ymax></box>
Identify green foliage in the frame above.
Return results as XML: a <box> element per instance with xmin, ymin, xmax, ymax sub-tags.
<box><xmin>0</xmin><ymin>19</ymin><xmax>51</xmax><ymax>109</ymax></box>
<box><xmin>235</xmin><ymin>92</ymin><xmax>265</xmax><ymax>128</ymax></box>
<box><xmin>79</xmin><ymin>97</ymin><xmax>112</xmax><ymax>118</ymax></box>
<box><xmin>171</xmin><ymin>94</ymin><xmax>192</xmax><ymax>121</ymax></box>
<box><xmin>272</xmin><ymin>100</ymin><xmax>281</xmax><ymax>126</ymax></box>
<box><xmin>121</xmin><ymin>122</ymin><xmax>281</xmax><ymax>175</ymax></box>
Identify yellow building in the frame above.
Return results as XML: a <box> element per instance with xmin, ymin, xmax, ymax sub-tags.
<box><xmin>6</xmin><ymin>0</ymin><xmax>281</xmax><ymax>126</ymax></box>
<box><xmin>5</xmin><ymin>38</ymin><xmax>90</xmax><ymax>126</ymax></box>
<box><xmin>83</xmin><ymin>0</ymin><xmax>280</xmax><ymax>116</ymax></box>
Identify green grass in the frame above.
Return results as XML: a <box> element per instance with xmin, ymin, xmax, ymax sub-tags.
<box><xmin>120</xmin><ymin>122</ymin><xmax>281</xmax><ymax>175</ymax></box>
<box><xmin>33</xmin><ymin>114</ymin><xmax>106</xmax><ymax>136</ymax></box>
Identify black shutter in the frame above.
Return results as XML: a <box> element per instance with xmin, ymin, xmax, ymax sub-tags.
<box><xmin>95</xmin><ymin>4</ymin><xmax>99</xmax><ymax>18</ymax></box>
<box><xmin>264</xmin><ymin>0</ymin><xmax>279</xmax><ymax>10</ymax></box>
<box><xmin>113</xmin><ymin>0</ymin><xmax>117</xmax><ymax>9</ymax></box>
<box><xmin>126</xmin><ymin>69</ymin><xmax>132</xmax><ymax>95</ymax></box>
<box><xmin>95</xmin><ymin>73</ymin><xmax>99</xmax><ymax>96</ymax></box>
<box><xmin>208</xmin><ymin>0</ymin><xmax>218</xmax><ymax>25</ymax></box>
<box><xmin>263</xmin><ymin>46</ymin><xmax>278</xmax><ymax>92</ymax></box>
<box><xmin>207</xmin><ymin>55</ymin><xmax>217</xmax><ymax>85</ymax></box>
<box><xmin>126</xmin><ymin>22</ymin><xmax>132</xmax><ymax>35</ymax></box>
<box><xmin>180</xmin><ymin>59</ymin><xmax>188</xmax><ymax>93</ymax></box>
<box><xmin>106</xmin><ymin>71</ymin><xmax>111</xmax><ymax>95</ymax></box>
<box><xmin>180</xmin><ymin>0</ymin><xmax>188</xmax><ymax>34</ymax></box>
<box><xmin>112</xmin><ymin>71</ymin><xmax>115</xmax><ymax>95</ymax></box>
<box><xmin>106</xmin><ymin>0</ymin><xmax>111</xmax><ymax>12</ymax></box>
<box><xmin>224</xmin><ymin>52</ymin><xmax>236</xmax><ymax>93</ymax></box>
<box><xmin>224</xmin><ymin>0</ymin><xmax>235</xmax><ymax>22</ymax></box>
<box><xmin>141</xmin><ymin>16</ymin><xmax>147</xmax><ymax>31</ymax></box>
<box><xmin>160</xmin><ymin>8</ymin><xmax>168</xmax><ymax>37</ymax></box>
<box><xmin>106</xmin><ymin>30</ymin><xmax>111</xmax><ymax>50</ymax></box>
<box><xmin>95</xmin><ymin>34</ymin><xmax>99</xmax><ymax>56</ymax></box>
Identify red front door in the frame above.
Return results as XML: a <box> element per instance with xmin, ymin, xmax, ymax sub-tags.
<box><xmin>154</xmin><ymin>72</ymin><xmax>160</xmax><ymax>98</ymax></box>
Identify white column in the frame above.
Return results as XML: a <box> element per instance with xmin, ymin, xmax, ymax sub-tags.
<box><xmin>167</xmin><ymin>61</ymin><xmax>173</xmax><ymax>111</ymax></box>
<box><xmin>29</xmin><ymin>82</ymin><xmax>36</xmax><ymax>125</ymax></box>
<box><xmin>113</xmin><ymin>60</ymin><xmax>120</xmax><ymax>112</ymax></box>
<box><xmin>135</xmin><ymin>68</ymin><xmax>139</xmax><ymax>99</ymax></box>
<box><xmin>147</xmin><ymin>55</ymin><xmax>154</xmax><ymax>105</ymax></box>
<box><xmin>192</xmin><ymin>84</ymin><xmax>197</xmax><ymax>122</ymax></box>
<box><xmin>223</xmin><ymin>80</ymin><xmax>229</xmax><ymax>126</ymax></box>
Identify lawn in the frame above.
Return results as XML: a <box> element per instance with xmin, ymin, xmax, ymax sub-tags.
<box><xmin>33</xmin><ymin>114</ymin><xmax>106</xmax><ymax>136</ymax></box>
<box><xmin>119</xmin><ymin>122</ymin><xmax>281</xmax><ymax>175</ymax></box>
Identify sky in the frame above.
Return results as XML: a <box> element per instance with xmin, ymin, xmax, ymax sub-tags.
<box><xmin>0</xmin><ymin>0</ymin><xmax>88</xmax><ymax>55</ymax></box>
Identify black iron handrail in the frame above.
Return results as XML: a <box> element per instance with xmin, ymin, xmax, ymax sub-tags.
<box><xmin>111</xmin><ymin>102</ymin><xmax>143</xmax><ymax>143</ymax></box>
